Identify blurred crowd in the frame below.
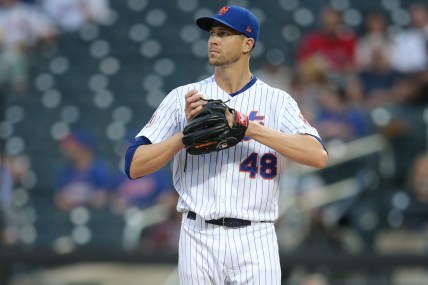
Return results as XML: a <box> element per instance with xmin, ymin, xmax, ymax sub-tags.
<box><xmin>0</xmin><ymin>0</ymin><xmax>180</xmax><ymax>258</ymax></box>
<box><xmin>0</xmin><ymin>0</ymin><xmax>109</xmax><ymax>96</ymax></box>
<box><xmin>1</xmin><ymin>1</ymin><xmax>428</xmax><ymax>284</ymax></box>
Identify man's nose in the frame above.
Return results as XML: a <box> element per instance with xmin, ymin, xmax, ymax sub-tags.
<box><xmin>209</xmin><ymin>35</ymin><xmax>219</xmax><ymax>45</ymax></box>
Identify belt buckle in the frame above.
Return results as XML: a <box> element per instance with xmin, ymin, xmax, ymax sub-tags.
<box><xmin>222</xmin><ymin>217</ymin><xmax>227</xmax><ymax>229</ymax></box>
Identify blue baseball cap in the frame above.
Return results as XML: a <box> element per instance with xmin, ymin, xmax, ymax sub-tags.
<box><xmin>60</xmin><ymin>131</ymin><xmax>97</xmax><ymax>150</ymax></box>
<box><xmin>196</xmin><ymin>5</ymin><xmax>259</xmax><ymax>45</ymax></box>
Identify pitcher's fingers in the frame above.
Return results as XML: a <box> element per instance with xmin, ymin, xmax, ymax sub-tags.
<box><xmin>185</xmin><ymin>90</ymin><xmax>199</xmax><ymax>101</ymax></box>
<box><xmin>188</xmin><ymin>105</ymin><xmax>204</xmax><ymax>120</ymax></box>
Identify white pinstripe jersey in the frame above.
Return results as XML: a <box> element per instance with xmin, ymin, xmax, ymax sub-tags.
<box><xmin>137</xmin><ymin>75</ymin><xmax>320</xmax><ymax>222</ymax></box>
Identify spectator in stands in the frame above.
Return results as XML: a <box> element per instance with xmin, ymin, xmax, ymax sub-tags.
<box><xmin>356</xmin><ymin>11</ymin><xmax>393</xmax><ymax>70</ymax></box>
<box><xmin>353</xmin><ymin>10</ymin><xmax>405</xmax><ymax>109</ymax></box>
<box><xmin>288</xmin><ymin>57</ymin><xmax>329</xmax><ymax>124</ymax></box>
<box><xmin>313</xmin><ymin>85</ymin><xmax>369</xmax><ymax>142</ymax></box>
<box><xmin>41</xmin><ymin>0</ymin><xmax>110</xmax><ymax>32</ymax></box>
<box><xmin>0</xmin><ymin>0</ymin><xmax>57</xmax><ymax>92</ymax></box>
<box><xmin>112</xmin><ymin>165</ymin><xmax>176</xmax><ymax>214</ymax></box>
<box><xmin>401</xmin><ymin>152</ymin><xmax>428</xmax><ymax>230</ymax></box>
<box><xmin>355</xmin><ymin>45</ymin><xmax>404</xmax><ymax>109</ymax></box>
<box><xmin>55</xmin><ymin>131</ymin><xmax>112</xmax><ymax>212</ymax></box>
<box><xmin>297</xmin><ymin>7</ymin><xmax>357</xmax><ymax>79</ymax></box>
<box><xmin>391</xmin><ymin>3</ymin><xmax>428</xmax><ymax>74</ymax></box>
<box><xmin>139</xmin><ymin>190</ymin><xmax>181</xmax><ymax>253</ymax></box>
<box><xmin>387</xmin><ymin>3</ymin><xmax>428</xmax><ymax>107</ymax></box>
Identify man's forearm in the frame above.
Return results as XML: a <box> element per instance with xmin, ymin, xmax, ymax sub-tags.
<box><xmin>246</xmin><ymin>122</ymin><xmax>328</xmax><ymax>168</ymax></box>
<box><xmin>130</xmin><ymin>132</ymin><xmax>185</xmax><ymax>178</ymax></box>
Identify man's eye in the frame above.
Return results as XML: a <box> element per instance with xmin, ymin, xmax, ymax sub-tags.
<box><xmin>209</xmin><ymin>31</ymin><xmax>232</xmax><ymax>37</ymax></box>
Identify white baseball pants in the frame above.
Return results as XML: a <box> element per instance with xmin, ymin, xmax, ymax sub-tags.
<box><xmin>178</xmin><ymin>213</ymin><xmax>281</xmax><ymax>285</ymax></box>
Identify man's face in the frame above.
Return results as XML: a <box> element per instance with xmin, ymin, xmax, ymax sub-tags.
<box><xmin>321</xmin><ymin>9</ymin><xmax>342</xmax><ymax>35</ymax></box>
<box><xmin>207</xmin><ymin>24</ymin><xmax>249</xmax><ymax>66</ymax></box>
<box><xmin>410</xmin><ymin>5</ymin><xmax>428</xmax><ymax>28</ymax></box>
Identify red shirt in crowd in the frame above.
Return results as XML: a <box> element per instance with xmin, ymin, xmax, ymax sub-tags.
<box><xmin>297</xmin><ymin>29</ymin><xmax>357</xmax><ymax>72</ymax></box>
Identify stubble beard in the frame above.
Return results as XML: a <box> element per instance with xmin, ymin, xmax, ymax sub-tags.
<box><xmin>208</xmin><ymin>50</ymin><xmax>241</xmax><ymax>67</ymax></box>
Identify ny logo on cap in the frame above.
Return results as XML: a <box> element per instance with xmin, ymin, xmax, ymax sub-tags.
<box><xmin>246</xmin><ymin>26</ymin><xmax>252</xmax><ymax>33</ymax></box>
<box><xmin>218</xmin><ymin>6</ymin><xmax>230</xmax><ymax>16</ymax></box>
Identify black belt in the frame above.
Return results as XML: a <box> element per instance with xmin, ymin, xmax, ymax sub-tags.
<box><xmin>187</xmin><ymin>211</ymin><xmax>255</xmax><ymax>228</ymax></box>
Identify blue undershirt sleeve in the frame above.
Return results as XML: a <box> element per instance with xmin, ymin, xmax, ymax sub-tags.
<box><xmin>124</xmin><ymin>136</ymin><xmax>152</xmax><ymax>179</ymax></box>
<box><xmin>306</xmin><ymin>134</ymin><xmax>328</xmax><ymax>153</ymax></box>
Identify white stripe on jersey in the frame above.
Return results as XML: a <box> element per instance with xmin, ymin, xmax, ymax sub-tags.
<box><xmin>137</xmin><ymin>76</ymin><xmax>320</xmax><ymax>222</ymax></box>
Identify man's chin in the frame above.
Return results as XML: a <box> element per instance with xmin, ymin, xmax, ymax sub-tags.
<box><xmin>208</xmin><ymin>59</ymin><xmax>222</xmax><ymax>66</ymax></box>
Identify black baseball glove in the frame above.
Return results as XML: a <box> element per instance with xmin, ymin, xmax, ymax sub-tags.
<box><xmin>182</xmin><ymin>100</ymin><xmax>249</xmax><ymax>155</ymax></box>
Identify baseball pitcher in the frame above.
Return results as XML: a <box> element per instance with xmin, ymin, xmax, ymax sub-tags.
<box><xmin>125</xmin><ymin>5</ymin><xmax>328</xmax><ymax>284</ymax></box>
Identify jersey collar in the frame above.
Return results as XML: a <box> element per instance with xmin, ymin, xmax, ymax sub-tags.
<box><xmin>229</xmin><ymin>75</ymin><xmax>258</xmax><ymax>97</ymax></box>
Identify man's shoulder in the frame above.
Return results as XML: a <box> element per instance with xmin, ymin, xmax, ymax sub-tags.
<box><xmin>254</xmin><ymin>78</ymin><xmax>291</xmax><ymax>97</ymax></box>
<box><xmin>173</xmin><ymin>75</ymin><xmax>215</xmax><ymax>92</ymax></box>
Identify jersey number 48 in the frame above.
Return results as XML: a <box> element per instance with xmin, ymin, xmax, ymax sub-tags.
<box><xmin>239</xmin><ymin>152</ymin><xmax>277</xmax><ymax>179</ymax></box>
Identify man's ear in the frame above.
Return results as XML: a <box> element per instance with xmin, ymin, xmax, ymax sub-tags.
<box><xmin>243</xmin><ymin>38</ymin><xmax>255</xmax><ymax>53</ymax></box>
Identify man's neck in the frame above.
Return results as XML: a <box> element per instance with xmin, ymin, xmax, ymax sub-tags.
<box><xmin>214</xmin><ymin>65</ymin><xmax>252</xmax><ymax>94</ymax></box>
